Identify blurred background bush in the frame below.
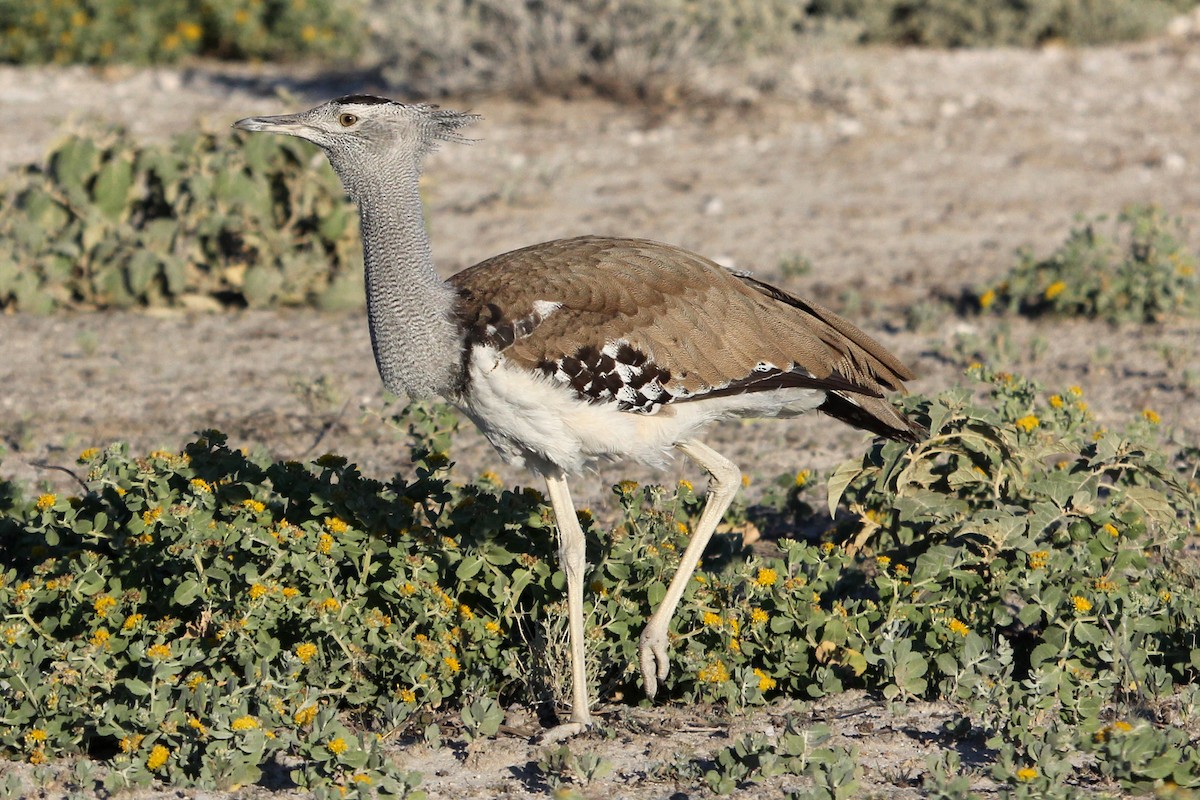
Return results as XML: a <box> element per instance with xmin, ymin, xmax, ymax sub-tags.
<box><xmin>3</xmin><ymin>0</ymin><xmax>1198</xmax><ymax>84</ymax></box>
<box><xmin>0</xmin><ymin>0</ymin><xmax>359</xmax><ymax>64</ymax></box>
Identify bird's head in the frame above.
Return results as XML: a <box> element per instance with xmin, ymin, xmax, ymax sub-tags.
<box><xmin>234</xmin><ymin>95</ymin><xmax>479</xmax><ymax>191</ymax></box>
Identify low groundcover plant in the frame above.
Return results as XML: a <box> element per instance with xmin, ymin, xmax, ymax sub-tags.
<box><xmin>0</xmin><ymin>368</ymin><xmax>1197</xmax><ymax>796</ymax></box>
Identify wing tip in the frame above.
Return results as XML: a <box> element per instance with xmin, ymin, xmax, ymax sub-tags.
<box><xmin>819</xmin><ymin>393</ymin><xmax>927</xmax><ymax>444</ymax></box>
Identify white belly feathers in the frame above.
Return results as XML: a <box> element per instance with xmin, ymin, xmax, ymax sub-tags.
<box><xmin>457</xmin><ymin>345</ymin><xmax>825</xmax><ymax>475</ymax></box>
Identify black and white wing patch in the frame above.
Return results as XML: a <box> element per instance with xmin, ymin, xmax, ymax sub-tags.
<box><xmin>466</xmin><ymin>300</ymin><xmax>562</xmax><ymax>350</ymax></box>
<box><xmin>539</xmin><ymin>341</ymin><xmax>676</xmax><ymax>413</ymax></box>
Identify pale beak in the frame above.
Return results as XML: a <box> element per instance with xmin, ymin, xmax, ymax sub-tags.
<box><xmin>232</xmin><ymin>113</ymin><xmax>311</xmax><ymax>136</ymax></box>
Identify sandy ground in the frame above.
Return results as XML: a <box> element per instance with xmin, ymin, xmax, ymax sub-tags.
<box><xmin>2</xmin><ymin>32</ymin><xmax>1200</xmax><ymax>799</ymax></box>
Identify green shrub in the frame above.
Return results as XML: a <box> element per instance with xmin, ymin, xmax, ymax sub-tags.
<box><xmin>1</xmin><ymin>367</ymin><xmax>1197</xmax><ymax>793</ymax></box>
<box><xmin>0</xmin><ymin>128</ymin><xmax>362</xmax><ymax>312</ymax></box>
<box><xmin>977</xmin><ymin>205</ymin><xmax>1200</xmax><ymax>323</ymax></box>
<box><xmin>700</xmin><ymin>721</ymin><xmax>861</xmax><ymax>796</ymax></box>
<box><xmin>0</xmin><ymin>0</ymin><xmax>360</xmax><ymax>65</ymax></box>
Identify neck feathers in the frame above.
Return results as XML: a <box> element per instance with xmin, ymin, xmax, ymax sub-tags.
<box><xmin>351</xmin><ymin>161</ymin><xmax>463</xmax><ymax>399</ymax></box>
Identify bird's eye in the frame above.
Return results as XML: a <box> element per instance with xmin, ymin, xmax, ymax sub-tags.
<box><xmin>338</xmin><ymin>113</ymin><xmax>358</xmax><ymax>127</ymax></box>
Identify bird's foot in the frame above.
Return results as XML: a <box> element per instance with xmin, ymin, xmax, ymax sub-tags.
<box><xmin>536</xmin><ymin>720</ymin><xmax>591</xmax><ymax>743</ymax></box>
<box><xmin>638</xmin><ymin>627</ymin><xmax>671</xmax><ymax>700</ymax></box>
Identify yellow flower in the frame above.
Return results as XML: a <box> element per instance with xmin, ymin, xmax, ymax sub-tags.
<box><xmin>820</xmin><ymin>542</ymin><xmax>835</xmax><ymax>554</ymax></box>
<box><xmin>697</xmin><ymin>660</ymin><xmax>729</xmax><ymax>683</ymax></box>
<box><xmin>119</xmin><ymin>734</ymin><xmax>144</xmax><ymax>753</ymax></box>
<box><xmin>91</xmin><ymin>629</ymin><xmax>111</xmax><ymax>647</ymax></box>
<box><xmin>295</xmin><ymin>643</ymin><xmax>317</xmax><ymax>663</ymax></box>
<box><xmin>142</xmin><ymin>506</ymin><xmax>162</xmax><ymax>525</ymax></box>
<box><xmin>677</xmin><ymin>479</ymin><xmax>693</xmax><ymax>492</ymax></box>
<box><xmin>484</xmin><ymin>620</ymin><xmax>501</xmax><ymax>635</ymax></box>
<box><xmin>353</xmin><ymin>773</ymin><xmax>373</xmax><ymax>785</ymax></box>
<box><xmin>177</xmin><ymin>21</ymin><xmax>202</xmax><ymax>41</ymax></box>
<box><xmin>1015</xmin><ymin>415</ymin><xmax>1039</xmax><ymax>433</ymax></box>
<box><xmin>443</xmin><ymin>656</ymin><xmax>461</xmax><ymax>673</ymax></box>
<box><xmin>1048</xmin><ymin>394</ymin><xmax>1063</xmax><ymax>408</ymax></box>
<box><xmin>319</xmin><ymin>597</ymin><xmax>340</xmax><ymax>613</ymax></box>
<box><xmin>617</xmin><ymin>480</ymin><xmax>638</xmax><ymax>494</ymax></box>
<box><xmin>458</xmin><ymin>604</ymin><xmax>474</xmax><ymax>620</ymax></box>
<box><xmin>1028</xmin><ymin>550</ymin><xmax>1049</xmax><ymax>570</ymax></box>
<box><xmin>398</xmin><ymin>688</ymin><xmax>416</xmax><ymax>703</ymax></box>
<box><xmin>1160</xmin><ymin>590</ymin><xmax>1172</xmax><ymax>603</ymax></box>
<box><xmin>249</xmin><ymin>584</ymin><xmax>268</xmax><ymax>600</ymax></box>
<box><xmin>317</xmin><ymin>533</ymin><xmax>334</xmax><ymax>554</ymax></box>
<box><xmin>1142</xmin><ymin>409</ymin><xmax>1161</xmax><ymax>425</ymax></box>
<box><xmin>753</xmin><ymin>668</ymin><xmax>777</xmax><ymax>692</ymax></box>
<box><xmin>702</xmin><ymin>611</ymin><xmax>723</xmax><ymax>628</ymax></box>
<box><xmin>325</xmin><ymin>516</ymin><xmax>349</xmax><ymax>534</ymax></box>
<box><xmin>875</xmin><ymin>555</ymin><xmax>891</xmax><ymax>569</ymax></box>
<box><xmin>190</xmin><ymin>478</ymin><xmax>212</xmax><ymax>493</ymax></box>
<box><xmin>301</xmin><ymin>24</ymin><xmax>317</xmax><ymax>42</ymax></box>
<box><xmin>294</xmin><ymin>705</ymin><xmax>318</xmax><ymax>726</ymax></box>
<box><xmin>755</xmin><ymin>567</ymin><xmax>778</xmax><ymax>587</ymax></box>
<box><xmin>1072</xmin><ymin>596</ymin><xmax>1093</xmax><ymax>613</ymax></box>
<box><xmin>122</xmin><ymin>613</ymin><xmax>144</xmax><ymax>630</ymax></box>
<box><xmin>94</xmin><ymin>595</ymin><xmax>117</xmax><ymax>617</ymax></box>
<box><xmin>282</xmin><ymin>587</ymin><xmax>299</xmax><ymax>599</ymax></box>
<box><xmin>1016</xmin><ymin>766</ymin><xmax>1038</xmax><ymax>781</ymax></box>
<box><xmin>1102</xmin><ymin>523</ymin><xmax>1118</xmax><ymax>538</ymax></box>
<box><xmin>243</xmin><ymin>499</ymin><xmax>266</xmax><ymax>513</ymax></box>
<box><xmin>1112</xmin><ymin>720</ymin><xmax>1133</xmax><ymax>732</ymax></box>
<box><xmin>146</xmin><ymin>744</ymin><xmax>170</xmax><ymax>771</ymax></box>
<box><xmin>231</xmin><ymin>715</ymin><xmax>258</xmax><ymax>731</ymax></box>
<box><xmin>741</xmin><ymin>475</ymin><xmax>751</xmax><ymax>488</ymax></box>
<box><xmin>979</xmin><ymin>288</ymin><xmax>996</xmax><ymax>309</ymax></box>
<box><xmin>949</xmin><ymin>619</ymin><xmax>970</xmax><ymax>637</ymax></box>
<box><xmin>25</xmin><ymin>729</ymin><xmax>47</xmax><ymax>744</ymax></box>
<box><xmin>1093</xmin><ymin>577</ymin><xmax>1117</xmax><ymax>593</ymax></box>
<box><xmin>186</xmin><ymin>674</ymin><xmax>205</xmax><ymax>690</ymax></box>
<box><xmin>36</xmin><ymin>493</ymin><xmax>57</xmax><ymax>509</ymax></box>
<box><xmin>750</xmin><ymin>608</ymin><xmax>768</xmax><ymax>625</ymax></box>
<box><xmin>187</xmin><ymin>717</ymin><xmax>207</xmax><ymax>736</ymax></box>
<box><xmin>1068</xmin><ymin>385</ymin><xmax>1083</xmax><ymax>396</ymax></box>
<box><xmin>1044</xmin><ymin>280</ymin><xmax>1066</xmax><ymax>300</ymax></box>
<box><xmin>147</xmin><ymin>643</ymin><xmax>171</xmax><ymax>660</ymax></box>
<box><xmin>327</xmin><ymin>737</ymin><xmax>348</xmax><ymax>755</ymax></box>
<box><xmin>794</xmin><ymin>469</ymin><xmax>812</xmax><ymax>487</ymax></box>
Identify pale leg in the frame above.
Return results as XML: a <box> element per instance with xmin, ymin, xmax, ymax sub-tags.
<box><xmin>639</xmin><ymin>440</ymin><xmax>741</xmax><ymax>699</ymax></box>
<box><xmin>540</xmin><ymin>471</ymin><xmax>593</xmax><ymax>740</ymax></box>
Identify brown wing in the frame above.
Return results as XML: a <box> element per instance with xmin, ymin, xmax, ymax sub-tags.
<box><xmin>450</xmin><ymin>236</ymin><xmax>923</xmax><ymax>440</ymax></box>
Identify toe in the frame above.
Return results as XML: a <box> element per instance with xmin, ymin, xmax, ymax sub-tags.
<box><xmin>536</xmin><ymin>721</ymin><xmax>589</xmax><ymax>743</ymax></box>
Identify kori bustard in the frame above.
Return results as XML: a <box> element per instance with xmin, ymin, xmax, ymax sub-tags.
<box><xmin>234</xmin><ymin>95</ymin><xmax>925</xmax><ymax>739</ymax></box>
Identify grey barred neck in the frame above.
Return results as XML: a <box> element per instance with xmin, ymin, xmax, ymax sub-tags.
<box><xmin>339</xmin><ymin>155</ymin><xmax>464</xmax><ymax>400</ymax></box>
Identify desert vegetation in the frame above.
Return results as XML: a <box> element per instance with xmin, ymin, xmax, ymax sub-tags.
<box><xmin>2</xmin><ymin>1</ymin><xmax>1200</xmax><ymax>798</ymax></box>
